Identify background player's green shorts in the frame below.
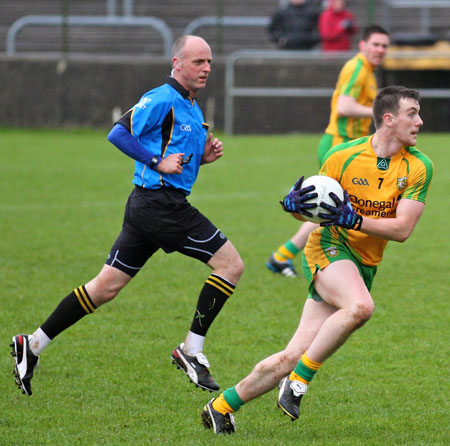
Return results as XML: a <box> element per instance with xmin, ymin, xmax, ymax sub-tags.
<box><xmin>301</xmin><ymin>229</ymin><xmax>377</xmax><ymax>302</ymax></box>
<box><xmin>317</xmin><ymin>133</ymin><xmax>351</xmax><ymax>166</ymax></box>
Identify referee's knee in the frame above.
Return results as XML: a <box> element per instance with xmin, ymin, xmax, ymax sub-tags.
<box><xmin>85</xmin><ymin>266</ymin><xmax>130</xmax><ymax>306</ymax></box>
<box><xmin>225</xmin><ymin>245</ymin><xmax>244</xmax><ymax>280</ymax></box>
<box><xmin>227</xmin><ymin>251</ymin><xmax>244</xmax><ymax>284</ymax></box>
<box><xmin>213</xmin><ymin>251</ymin><xmax>244</xmax><ymax>284</ymax></box>
<box><xmin>232</xmin><ymin>255</ymin><xmax>245</xmax><ymax>281</ymax></box>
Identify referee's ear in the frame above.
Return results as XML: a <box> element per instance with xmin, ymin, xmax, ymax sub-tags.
<box><xmin>173</xmin><ymin>57</ymin><xmax>182</xmax><ymax>71</ymax></box>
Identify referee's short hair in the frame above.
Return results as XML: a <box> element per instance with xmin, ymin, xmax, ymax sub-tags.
<box><xmin>171</xmin><ymin>35</ymin><xmax>190</xmax><ymax>59</ymax></box>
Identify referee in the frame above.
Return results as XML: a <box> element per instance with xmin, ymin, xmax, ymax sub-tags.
<box><xmin>11</xmin><ymin>35</ymin><xmax>244</xmax><ymax>396</ymax></box>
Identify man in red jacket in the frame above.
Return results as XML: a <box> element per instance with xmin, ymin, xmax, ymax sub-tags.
<box><xmin>319</xmin><ymin>0</ymin><xmax>357</xmax><ymax>51</ymax></box>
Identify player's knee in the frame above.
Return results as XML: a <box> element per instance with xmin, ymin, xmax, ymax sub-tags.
<box><xmin>350</xmin><ymin>300</ymin><xmax>374</xmax><ymax>327</ymax></box>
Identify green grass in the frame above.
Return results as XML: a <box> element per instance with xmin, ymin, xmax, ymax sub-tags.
<box><xmin>1</xmin><ymin>128</ymin><xmax>449</xmax><ymax>445</ymax></box>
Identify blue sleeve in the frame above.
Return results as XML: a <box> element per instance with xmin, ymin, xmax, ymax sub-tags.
<box><xmin>108</xmin><ymin>123</ymin><xmax>158</xmax><ymax>165</ymax></box>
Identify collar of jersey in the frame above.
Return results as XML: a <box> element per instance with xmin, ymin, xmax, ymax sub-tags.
<box><xmin>166</xmin><ymin>76</ymin><xmax>192</xmax><ymax>100</ymax></box>
<box><xmin>357</xmin><ymin>52</ymin><xmax>374</xmax><ymax>72</ymax></box>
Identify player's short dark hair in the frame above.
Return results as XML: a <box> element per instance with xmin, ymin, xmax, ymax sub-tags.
<box><xmin>362</xmin><ymin>24</ymin><xmax>389</xmax><ymax>41</ymax></box>
<box><xmin>373</xmin><ymin>86</ymin><xmax>421</xmax><ymax>128</ymax></box>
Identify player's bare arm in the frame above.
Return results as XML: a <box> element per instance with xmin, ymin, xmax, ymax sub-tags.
<box><xmin>359</xmin><ymin>198</ymin><xmax>425</xmax><ymax>242</ymax></box>
<box><xmin>156</xmin><ymin>153</ymin><xmax>184</xmax><ymax>174</ymax></box>
<box><xmin>337</xmin><ymin>95</ymin><xmax>373</xmax><ymax>118</ymax></box>
<box><xmin>201</xmin><ymin>133</ymin><xmax>224</xmax><ymax>164</ymax></box>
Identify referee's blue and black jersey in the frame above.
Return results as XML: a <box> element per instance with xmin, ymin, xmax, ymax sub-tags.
<box><xmin>117</xmin><ymin>76</ymin><xmax>209</xmax><ymax>195</ymax></box>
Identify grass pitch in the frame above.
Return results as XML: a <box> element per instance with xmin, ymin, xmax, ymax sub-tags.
<box><xmin>1</xmin><ymin>128</ymin><xmax>449</xmax><ymax>445</ymax></box>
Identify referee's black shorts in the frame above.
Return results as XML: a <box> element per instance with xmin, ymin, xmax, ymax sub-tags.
<box><xmin>105</xmin><ymin>186</ymin><xmax>228</xmax><ymax>277</ymax></box>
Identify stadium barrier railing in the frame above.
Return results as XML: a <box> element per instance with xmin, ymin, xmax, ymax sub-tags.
<box><xmin>224</xmin><ymin>49</ymin><xmax>450</xmax><ymax>135</ymax></box>
<box><xmin>6</xmin><ymin>14</ymin><xmax>174</xmax><ymax>57</ymax></box>
<box><xmin>182</xmin><ymin>16</ymin><xmax>270</xmax><ymax>37</ymax></box>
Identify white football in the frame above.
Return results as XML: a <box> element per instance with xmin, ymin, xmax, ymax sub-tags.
<box><xmin>301</xmin><ymin>175</ymin><xmax>344</xmax><ymax>223</ymax></box>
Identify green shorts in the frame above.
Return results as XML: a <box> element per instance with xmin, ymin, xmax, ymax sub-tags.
<box><xmin>317</xmin><ymin>133</ymin><xmax>351</xmax><ymax>167</ymax></box>
<box><xmin>301</xmin><ymin>229</ymin><xmax>377</xmax><ymax>302</ymax></box>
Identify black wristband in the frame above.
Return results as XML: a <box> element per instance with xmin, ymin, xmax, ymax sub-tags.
<box><xmin>149</xmin><ymin>155</ymin><xmax>162</xmax><ymax>170</ymax></box>
<box><xmin>353</xmin><ymin>214</ymin><xmax>363</xmax><ymax>231</ymax></box>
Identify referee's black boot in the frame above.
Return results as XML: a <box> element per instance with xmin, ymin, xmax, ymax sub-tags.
<box><xmin>171</xmin><ymin>343</ymin><xmax>220</xmax><ymax>392</ymax></box>
<box><xmin>10</xmin><ymin>334</ymin><xmax>40</xmax><ymax>396</ymax></box>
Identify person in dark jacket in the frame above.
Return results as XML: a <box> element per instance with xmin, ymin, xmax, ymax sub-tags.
<box><xmin>268</xmin><ymin>0</ymin><xmax>320</xmax><ymax>49</ymax></box>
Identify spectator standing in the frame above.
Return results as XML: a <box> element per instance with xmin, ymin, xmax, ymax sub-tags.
<box><xmin>268</xmin><ymin>0</ymin><xmax>320</xmax><ymax>50</ymax></box>
<box><xmin>319</xmin><ymin>0</ymin><xmax>357</xmax><ymax>51</ymax></box>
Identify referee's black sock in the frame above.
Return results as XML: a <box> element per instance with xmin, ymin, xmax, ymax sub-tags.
<box><xmin>40</xmin><ymin>285</ymin><xmax>97</xmax><ymax>339</ymax></box>
<box><xmin>190</xmin><ymin>274</ymin><xmax>235</xmax><ymax>337</ymax></box>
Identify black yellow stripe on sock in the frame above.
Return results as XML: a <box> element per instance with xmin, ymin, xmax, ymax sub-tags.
<box><xmin>205</xmin><ymin>274</ymin><xmax>235</xmax><ymax>297</ymax></box>
<box><xmin>41</xmin><ymin>285</ymin><xmax>97</xmax><ymax>339</ymax></box>
<box><xmin>74</xmin><ymin>285</ymin><xmax>96</xmax><ymax>314</ymax></box>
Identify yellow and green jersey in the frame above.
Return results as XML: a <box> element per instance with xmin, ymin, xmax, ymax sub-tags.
<box><xmin>324</xmin><ymin>53</ymin><xmax>377</xmax><ymax>141</ymax></box>
<box><xmin>317</xmin><ymin>136</ymin><xmax>434</xmax><ymax>266</ymax></box>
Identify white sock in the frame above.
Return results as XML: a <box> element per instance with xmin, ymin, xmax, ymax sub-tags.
<box><xmin>29</xmin><ymin>327</ymin><xmax>51</xmax><ymax>355</ymax></box>
<box><xmin>183</xmin><ymin>331</ymin><xmax>205</xmax><ymax>356</ymax></box>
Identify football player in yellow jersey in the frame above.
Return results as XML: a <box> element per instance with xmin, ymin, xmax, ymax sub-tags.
<box><xmin>319</xmin><ymin>24</ymin><xmax>390</xmax><ymax>165</ymax></box>
<box><xmin>201</xmin><ymin>86</ymin><xmax>433</xmax><ymax>434</ymax></box>
<box><xmin>267</xmin><ymin>25</ymin><xmax>390</xmax><ymax>278</ymax></box>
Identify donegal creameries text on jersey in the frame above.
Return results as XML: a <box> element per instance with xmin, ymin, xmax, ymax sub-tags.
<box><xmin>319</xmin><ymin>136</ymin><xmax>433</xmax><ymax>266</ymax></box>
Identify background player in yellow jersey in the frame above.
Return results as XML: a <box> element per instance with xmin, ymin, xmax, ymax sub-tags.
<box><xmin>201</xmin><ymin>86</ymin><xmax>433</xmax><ymax>434</ymax></box>
<box><xmin>267</xmin><ymin>25</ymin><xmax>390</xmax><ymax>278</ymax></box>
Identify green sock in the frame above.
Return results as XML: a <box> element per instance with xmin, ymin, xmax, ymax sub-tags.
<box><xmin>223</xmin><ymin>386</ymin><xmax>244</xmax><ymax>412</ymax></box>
<box><xmin>293</xmin><ymin>352</ymin><xmax>322</xmax><ymax>383</ymax></box>
<box><xmin>285</xmin><ymin>240</ymin><xmax>300</xmax><ymax>256</ymax></box>
<box><xmin>274</xmin><ymin>240</ymin><xmax>300</xmax><ymax>262</ymax></box>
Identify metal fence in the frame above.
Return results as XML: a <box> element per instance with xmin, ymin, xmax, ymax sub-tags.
<box><xmin>224</xmin><ymin>49</ymin><xmax>450</xmax><ymax>134</ymax></box>
<box><xmin>6</xmin><ymin>15</ymin><xmax>173</xmax><ymax>57</ymax></box>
